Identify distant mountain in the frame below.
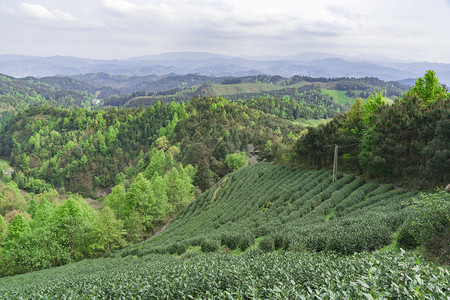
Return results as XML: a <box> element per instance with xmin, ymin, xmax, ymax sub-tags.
<box><xmin>1</xmin><ymin>52</ymin><xmax>449</xmax><ymax>85</ymax></box>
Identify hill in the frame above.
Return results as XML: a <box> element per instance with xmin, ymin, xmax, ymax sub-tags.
<box><xmin>119</xmin><ymin>163</ymin><xmax>416</xmax><ymax>256</ymax></box>
<box><xmin>0</xmin><ymin>73</ymin><xmax>119</xmax><ymax>125</ymax></box>
<box><xmin>103</xmin><ymin>75</ymin><xmax>408</xmax><ymax>121</ymax></box>
<box><xmin>0</xmin><ymin>163</ymin><xmax>448</xmax><ymax>298</ymax></box>
<box><xmin>0</xmin><ymin>97</ymin><xmax>302</xmax><ymax>196</ymax></box>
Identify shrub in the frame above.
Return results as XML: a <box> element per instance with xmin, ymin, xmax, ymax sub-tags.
<box><xmin>254</xmin><ymin>225</ymin><xmax>271</xmax><ymax>237</ymax></box>
<box><xmin>177</xmin><ymin>243</ymin><xmax>187</xmax><ymax>255</ymax></box>
<box><xmin>305</xmin><ymin>234</ymin><xmax>327</xmax><ymax>252</ymax></box>
<box><xmin>258</xmin><ymin>236</ymin><xmax>274</xmax><ymax>252</ymax></box>
<box><xmin>201</xmin><ymin>239</ymin><xmax>219</xmax><ymax>253</ymax></box>
<box><xmin>273</xmin><ymin>234</ymin><xmax>284</xmax><ymax>250</ymax></box>
<box><xmin>239</xmin><ymin>232</ymin><xmax>255</xmax><ymax>251</ymax></box>
<box><xmin>398</xmin><ymin>192</ymin><xmax>450</xmax><ymax>263</ymax></box>
<box><xmin>167</xmin><ymin>243</ymin><xmax>178</xmax><ymax>255</ymax></box>
<box><xmin>221</xmin><ymin>233</ymin><xmax>240</xmax><ymax>250</ymax></box>
<box><xmin>397</xmin><ymin>224</ymin><xmax>419</xmax><ymax>249</ymax></box>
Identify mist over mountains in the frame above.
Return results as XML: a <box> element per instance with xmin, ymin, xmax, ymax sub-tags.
<box><xmin>1</xmin><ymin>51</ymin><xmax>450</xmax><ymax>85</ymax></box>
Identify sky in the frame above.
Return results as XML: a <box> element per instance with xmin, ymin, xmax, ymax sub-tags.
<box><xmin>0</xmin><ymin>0</ymin><xmax>449</xmax><ymax>62</ymax></box>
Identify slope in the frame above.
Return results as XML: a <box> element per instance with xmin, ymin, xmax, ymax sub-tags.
<box><xmin>119</xmin><ymin>163</ymin><xmax>417</xmax><ymax>256</ymax></box>
<box><xmin>0</xmin><ymin>163</ymin><xmax>448</xmax><ymax>299</ymax></box>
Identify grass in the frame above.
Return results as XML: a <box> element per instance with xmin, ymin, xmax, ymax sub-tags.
<box><xmin>324</xmin><ymin>208</ymin><xmax>335</xmax><ymax>221</ymax></box>
<box><xmin>210</xmin><ymin>83</ymin><xmax>282</xmax><ymax>95</ymax></box>
<box><xmin>321</xmin><ymin>89</ymin><xmax>355</xmax><ymax>105</ymax></box>
<box><xmin>294</xmin><ymin>118</ymin><xmax>331</xmax><ymax>127</ymax></box>
<box><xmin>377</xmin><ymin>241</ymin><xmax>401</xmax><ymax>253</ymax></box>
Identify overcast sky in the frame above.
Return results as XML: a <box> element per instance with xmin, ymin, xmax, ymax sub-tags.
<box><xmin>0</xmin><ymin>0</ymin><xmax>449</xmax><ymax>62</ymax></box>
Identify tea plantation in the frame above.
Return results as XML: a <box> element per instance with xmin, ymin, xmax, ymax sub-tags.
<box><xmin>0</xmin><ymin>163</ymin><xmax>448</xmax><ymax>298</ymax></box>
<box><xmin>118</xmin><ymin>163</ymin><xmax>418</xmax><ymax>257</ymax></box>
<box><xmin>1</xmin><ymin>251</ymin><xmax>448</xmax><ymax>299</ymax></box>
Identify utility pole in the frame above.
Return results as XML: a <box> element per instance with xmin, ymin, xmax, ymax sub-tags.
<box><xmin>332</xmin><ymin>144</ymin><xmax>338</xmax><ymax>183</ymax></box>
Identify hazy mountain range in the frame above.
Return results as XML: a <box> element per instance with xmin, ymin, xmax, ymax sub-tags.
<box><xmin>1</xmin><ymin>52</ymin><xmax>449</xmax><ymax>85</ymax></box>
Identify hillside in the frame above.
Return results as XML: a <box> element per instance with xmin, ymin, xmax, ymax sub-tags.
<box><xmin>103</xmin><ymin>75</ymin><xmax>408</xmax><ymax>121</ymax></box>
<box><xmin>0</xmin><ymin>73</ymin><xmax>117</xmax><ymax>125</ymax></box>
<box><xmin>0</xmin><ymin>163</ymin><xmax>448</xmax><ymax>298</ymax></box>
<box><xmin>120</xmin><ymin>163</ymin><xmax>416</xmax><ymax>256</ymax></box>
<box><xmin>0</xmin><ymin>97</ymin><xmax>302</xmax><ymax>196</ymax></box>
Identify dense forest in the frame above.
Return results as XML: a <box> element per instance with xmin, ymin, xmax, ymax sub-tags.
<box><xmin>0</xmin><ymin>96</ymin><xmax>301</xmax><ymax>196</ymax></box>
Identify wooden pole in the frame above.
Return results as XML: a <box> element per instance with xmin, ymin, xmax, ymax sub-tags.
<box><xmin>332</xmin><ymin>144</ymin><xmax>338</xmax><ymax>182</ymax></box>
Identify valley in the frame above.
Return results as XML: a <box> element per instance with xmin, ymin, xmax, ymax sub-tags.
<box><xmin>0</xmin><ymin>69</ymin><xmax>448</xmax><ymax>299</ymax></box>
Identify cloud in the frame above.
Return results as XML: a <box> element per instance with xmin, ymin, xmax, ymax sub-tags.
<box><xmin>0</xmin><ymin>0</ymin><xmax>449</xmax><ymax>62</ymax></box>
<box><xmin>101</xmin><ymin>0</ymin><xmax>176</xmax><ymax>21</ymax></box>
<box><xmin>18</xmin><ymin>2</ymin><xmax>75</xmax><ymax>21</ymax></box>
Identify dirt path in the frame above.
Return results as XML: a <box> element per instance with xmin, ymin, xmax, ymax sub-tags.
<box><xmin>154</xmin><ymin>216</ymin><xmax>175</xmax><ymax>236</ymax></box>
<box><xmin>211</xmin><ymin>176</ymin><xmax>228</xmax><ymax>202</ymax></box>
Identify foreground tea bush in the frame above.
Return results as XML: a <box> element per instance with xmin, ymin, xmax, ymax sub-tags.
<box><xmin>0</xmin><ymin>251</ymin><xmax>447</xmax><ymax>299</ymax></box>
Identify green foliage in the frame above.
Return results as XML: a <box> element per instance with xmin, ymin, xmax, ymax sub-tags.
<box><xmin>258</xmin><ymin>236</ymin><xmax>275</xmax><ymax>252</ymax></box>
<box><xmin>200</xmin><ymin>238</ymin><xmax>219</xmax><ymax>252</ymax></box>
<box><xmin>1</xmin><ymin>251</ymin><xmax>446</xmax><ymax>298</ymax></box>
<box><xmin>238</xmin><ymin>232</ymin><xmax>255</xmax><ymax>251</ymax></box>
<box><xmin>225</xmin><ymin>152</ymin><xmax>249</xmax><ymax>170</ymax></box>
<box><xmin>398</xmin><ymin>191</ymin><xmax>450</xmax><ymax>263</ymax></box>
<box><xmin>294</xmin><ymin>71</ymin><xmax>449</xmax><ymax>187</ymax></box>
<box><xmin>409</xmin><ymin>70</ymin><xmax>448</xmax><ymax>105</ymax></box>
<box><xmin>90</xmin><ymin>206</ymin><xmax>126</xmax><ymax>252</ymax></box>
<box><xmin>104</xmin><ymin>184</ymin><xmax>127</xmax><ymax>220</ymax></box>
<box><xmin>221</xmin><ymin>232</ymin><xmax>241</xmax><ymax>250</ymax></box>
<box><xmin>50</xmin><ymin>197</ymin><xmax>95</xmax><ymax>260</ymax></box>
<box><xmin>5</xmin><ymin>214</ymin><xmax>30</xmax><ymax>241</ymax></box>
<box><xmin>0</xmin><ymin>104</ymin><xmax>181</xmax><ymax>196</ymax></box>
<box><xmin>0</xmin><ymin>215</ymin><xmax>7</xmax><ymax>242</ymax></box>
<box><xmin>118</xmin><ymin>164</ymin><xmax>417</xmax><ymax>259</ymax></box>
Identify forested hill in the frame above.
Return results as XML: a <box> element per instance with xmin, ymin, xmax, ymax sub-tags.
<box><xmin>0</xmin><ymin>97</ymin><xmax>301</xmax><ymax>196</ymax></box>
<box><xmin>103</xmin><ymin>75</ymin><xmax>408</xmax><ymax>118</ymax></box>
<box><xmin>0</xmin><ymin>72</ymin><xmax>409</xmax><ymax>122</ymax></box>
<box><xmin>0</xmin><ymin>73</ymin><xmax>118</xmax><ymax>125</ymax></box>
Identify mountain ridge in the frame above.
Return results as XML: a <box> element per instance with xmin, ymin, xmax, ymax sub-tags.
<box><xmin>1</xmin><ymin>52</ymin><xmax>449</xmax><ymax>85</ymax></box>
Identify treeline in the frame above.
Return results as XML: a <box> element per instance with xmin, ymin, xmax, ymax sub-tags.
<box><xmin>286</xmin><ymin>75</ymin><xmax>407</xmax><ymax>97</ymax></box>
<box><xmin>292</xmin><ymin>71</ymin><xmax>449</xmax><ymax>186</ymax></box>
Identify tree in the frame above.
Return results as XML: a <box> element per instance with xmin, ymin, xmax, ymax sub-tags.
<box><xmin>5</xmin><ymin>214</ymin><xmax>30</xmax><ymax>241</ymax></box>
<box><xmin>2</xmin><ymin>227</ymin><xmax>69</xmax><ymax>275</ymax></box>
<box><xmin>410</xmin><ymin>70</ymin><xmax>448</xmax><ymax>105</ymax></box>
<box><xmin>105</xmin><ymin>184</ymin><xmax>127</xmax><ymax>220</ymax></box>
<box><xmin>126</xmin><ymin>173</ymin><xmax>155</xmax><ymax>233</ymax></box>
<box><xmin>31</xmin><ymin>198</ymin><xmax>54</xmax><ymax>228</ymax></box>
<box><xmin>50</xmin><ymin>197</ymin><xmax>94</xmax><ymax>260</ymax></box>
<box><xmin>165</xmin><ymin>165</ymin><xmax>195</xmax><ymax>212</ymax></box>
<box><xmin>144</xmin><ymin>150</ymin><xmax>165</xmax><ymax>180</ymax></box>
<box><xmin>0</xmin><ymin>215</ymin><xmax>7</xmax><ymax>243</ymax></box>
<box><xmin>225</xmin><ymin>152</ymin><xmax>249</xmax><ymax>170</ymax></box>
<box><xmin>149</xmin><ymin>173</ymin><xmax>171</xmax><ymax>233</ymax></box>
<box><xmin>91</xmin><ymin>206</ymin><xmax>126</xmax><ymax>252</ymax></box>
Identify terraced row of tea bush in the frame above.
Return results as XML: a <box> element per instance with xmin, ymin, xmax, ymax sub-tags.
<box><xmin>116</xmin><ymin>163</ymin><xmax>418</xmax><ymax>257</ymax></box>
<box><xmin>0</xmin><ymin>250</ymin><xmax>447</xmax><ymax>299</ymax></box>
